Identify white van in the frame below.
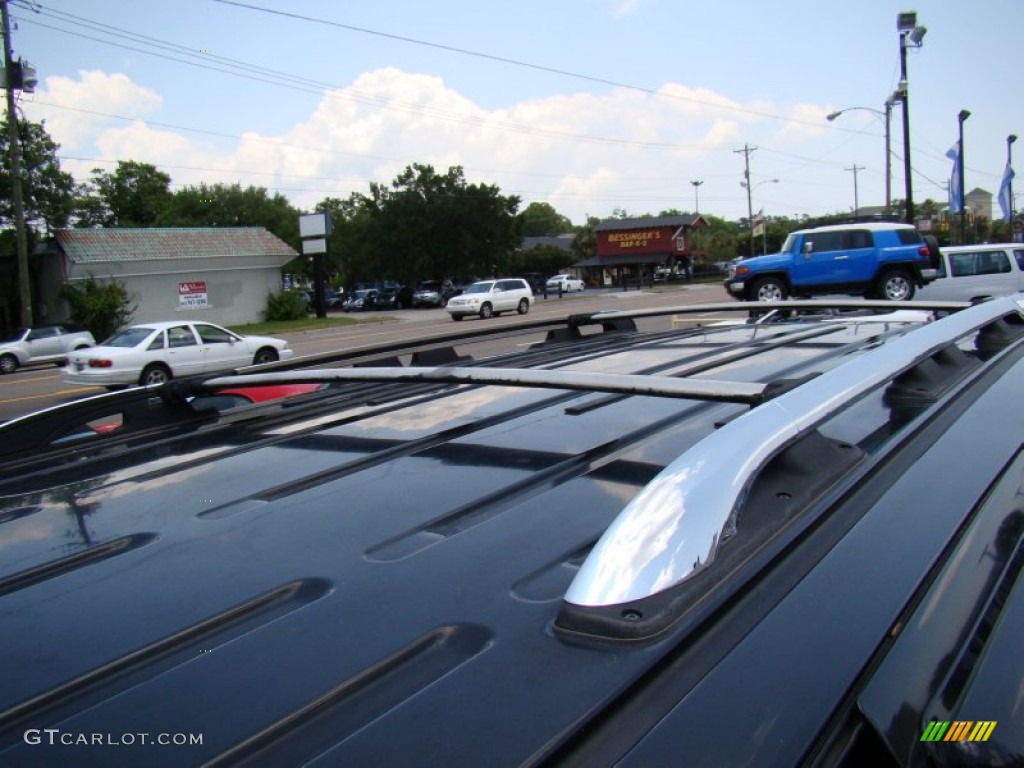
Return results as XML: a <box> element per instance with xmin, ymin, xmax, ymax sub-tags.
<box><xmin>915</xmin><ymin>243</ymin><xmax>1024</xmax><ymax>302</ymax></box>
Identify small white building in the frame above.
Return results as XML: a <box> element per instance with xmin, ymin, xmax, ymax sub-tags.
<box><xmin>38</xmin><ymin>227</ymin><xmax>298</xmax><ymax>327</ymax></box>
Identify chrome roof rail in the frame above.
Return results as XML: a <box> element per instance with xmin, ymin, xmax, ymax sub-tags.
<box><xmin>562</xmin><ymin>296</ymin><xmax>1024</xmax><ymax>610</ymax></box>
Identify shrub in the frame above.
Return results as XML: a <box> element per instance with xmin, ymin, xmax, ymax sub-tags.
<box><xmin>59</xmin><ymin>275</ymin><xmax>135</xmax><ymax>341</ymax></box>
<box><xmin>263</xmin><ymin>290</ymin><xmax>308</xmax><ymax>322</ymax></box>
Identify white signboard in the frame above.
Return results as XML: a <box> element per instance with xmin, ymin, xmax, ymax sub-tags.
<box><xmin>299</xmin><ymin>212</ymin><xmax>330</xmax><ymax>239</ymax></box>
<box><xmin>302</xmin><ymin>238</ymin><xmax>327</xmax><ymax>254</ymax></box>
<box><xmin>178</xmin><ymin>280</ymin><xmax>209</xmax><ymax>310</ymax></box>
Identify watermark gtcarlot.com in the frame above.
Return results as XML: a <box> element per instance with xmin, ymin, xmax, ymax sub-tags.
<box><xmin>24</xmin><ymin>729</ymin><xmax>203</xmax><ymax>747</ymax></box>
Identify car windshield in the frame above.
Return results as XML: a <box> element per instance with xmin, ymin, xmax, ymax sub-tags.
<box><xmin>103</xmin><ymin>327</ymin><xmax>156</xmax><ymax>347</ymax></box>
<box><xmin>418</xmin><ymin>282</ymin><xmax>440</xmax><ymax>291</ymax></box>
<box><xmin>780</xmin><ymin>234</ymin><xmax>796</xmax><ymax>254</ymax></box>
<box><xmin>353</xmin><ymin>290</ymin><xmax>372</xmax><ymax>299</ymax></box>
<box><xmin>463</xmin><ymin>282</ymin><xmax>494</xmax><ymax>294</ymax></box>
<box><xmin>2</xmin><ymin>328</ymin><xmax>29</xmax><ymax>343</ymax></box>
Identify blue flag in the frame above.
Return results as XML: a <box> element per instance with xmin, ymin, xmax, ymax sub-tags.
<box><xmin>998</xmin><ymin>160</ymin><xmax>1015</xmax><ymax>221</ymax></box>
<box><xmin>946</xmin><ymin>142</ymin><xmax>962</xmax><ymax>214</ymax></box>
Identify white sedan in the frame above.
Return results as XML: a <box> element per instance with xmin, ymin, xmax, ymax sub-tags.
<box><xmin>545</xmin><ymin>274</ymin><xmax>585</xmax><ymax>292</ymax></box>
<box><xmin>64</xmin><ymin>321</ymin><xmax>294</xmax><ymax>387</ymax></box>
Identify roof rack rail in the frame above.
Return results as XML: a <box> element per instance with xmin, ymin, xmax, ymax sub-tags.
<box><xmin>557</xmin><ymin>296</ymin><xmax>1024</xmax><ymax>630</ymax></box>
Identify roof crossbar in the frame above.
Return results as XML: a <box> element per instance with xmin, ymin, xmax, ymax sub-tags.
<box><xmin>203</xmin><ymin>367</ymin><xmax>769</xmax><ymax>405</ymax></box>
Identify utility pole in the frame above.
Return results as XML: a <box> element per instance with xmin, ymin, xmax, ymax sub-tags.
<box><xmin>1</xmin><ymin>0</ymin><xmax>32</xmax><ymax>326</ymax></box>
<box><xmin>734</xmin><ymin>144</ymin><xmax>756</xmax><ymax>257</ymax></box>
<box><xmin>845</xmin><ymin>164</ymin><xmax>865</xmax><ymax>214</ymax></box>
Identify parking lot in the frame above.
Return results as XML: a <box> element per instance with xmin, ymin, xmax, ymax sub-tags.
<box><xmin>0</xmin><ymin>283</ymin><xmax>726</xmax><ymax>423</ymax></box>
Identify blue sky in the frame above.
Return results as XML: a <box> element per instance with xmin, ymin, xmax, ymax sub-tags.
<box><xmin>9</xmin><ymin>0</ymin><xmax>1022</xmax><ymax>226</ymax></box>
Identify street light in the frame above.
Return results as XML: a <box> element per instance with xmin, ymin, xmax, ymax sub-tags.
<box><xmin>958</xmin><ymin>109</ymin><xmax>970</xmax><ymax>243</ymax></box>
<box><xmin>740</xmin><ymin>178</ymin><xmax>779</xmax><ymax>254</ymax></box>
<box><xmin>827</xmin><ymin>102</ymin><xmax>896</xmax><ymax>211</ymax></box>
<box><xmin>690</xmin><ymin>180</ymin><xmax>703</xmax><ymax>214</ymax></box>
<box><xmin>897</xmin><ymin>10</ymin><xmax>926</xmax><ymax>225</ymax></box>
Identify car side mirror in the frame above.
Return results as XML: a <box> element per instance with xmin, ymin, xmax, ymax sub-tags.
<box><xmin>802</xmin><ymin>242</ymin><xmax>813</xmax><ymax>255</ymax></box>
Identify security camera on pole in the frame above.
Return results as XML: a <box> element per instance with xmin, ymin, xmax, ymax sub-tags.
<box><xmin>897</xmin><ymin>11</ymin><xmax>927</xmax><ymax>225</ymax></box>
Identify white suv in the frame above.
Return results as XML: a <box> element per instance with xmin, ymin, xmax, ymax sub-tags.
<box><xmin>915</xmin><ymin>243</ymin><xmax>1024</xmax><ymax>303</ymax></box>
<box><xmin>446</xmin><ymin>279</ymin><xmax>532</xmax><ymax>321</ymax></box>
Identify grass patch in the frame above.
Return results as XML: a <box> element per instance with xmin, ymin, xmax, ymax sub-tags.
<box><xmin>232</xmin><ymin>314</ymin><xmax>399</xmax><ymax>336</ymax></box>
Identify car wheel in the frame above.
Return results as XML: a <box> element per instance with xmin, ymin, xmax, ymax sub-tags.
<box><xmin>479</xmin><ymin>303</ymin><xmax>493</xmax><ymax>319</ymax></box>
<box><xmin>878</xmin><ymin>270</ymin><xmax>914</xmax><ymax>301</ymax></box>
<box><xmin>0</xmin><ymin>353</ymin><xmax>17</xmax><ymax>375</ymax></box>
<box><xmin>517</xmin><ymin>298</ymin><xmax>529</xmax><ymax>315</ymax></box>
<box><xmin>750</xmin><ymin>276</ymin><xmax>788</xmax><ymax>302</ymax></box>
<box><xmin>253</xmin><ymin>347</ymin><xmax>279</xmax><ymax>365</ymax></box>
<box><xmin>139</xmin><ymin>363</ymin><xmax>171</xmax><ymax>386</ymax></box>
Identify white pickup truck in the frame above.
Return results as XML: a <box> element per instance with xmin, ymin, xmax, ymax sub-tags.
<box><xmin>0</xmin><ymin>323</ymin><xmax>95</xmax><ymax>374</ymax></box>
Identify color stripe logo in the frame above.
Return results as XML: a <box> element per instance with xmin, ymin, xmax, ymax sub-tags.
<box><xmin>921</xmin><ymin>721</ymin><xmax>997</xmax><ymax>742</ymax></box>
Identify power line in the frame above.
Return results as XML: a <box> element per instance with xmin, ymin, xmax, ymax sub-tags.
<box><xmin>14</xmin><ymin>3</ymin><xmax>793</xmax><ymax>153</ymax></box>
<box><xmin>212</xmin><ymin>0</ymin><xmax>835</xmax><ymax>131</ymax></box>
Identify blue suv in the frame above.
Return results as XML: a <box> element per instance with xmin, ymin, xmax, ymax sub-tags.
<box><xmin>725</xmin><ymin>222</ymin><xmax>939</xmax><ymax>301</ymax></box>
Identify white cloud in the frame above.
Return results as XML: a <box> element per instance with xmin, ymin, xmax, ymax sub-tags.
<box><xmin>25</xmin><ymin>70</ymin><xmax>161</xmax><ymax>150</ymax></box>
<box><xmin>19</xmin><ymin>67</ymin><xmax>842</xmax><ymax>223</ymax></box>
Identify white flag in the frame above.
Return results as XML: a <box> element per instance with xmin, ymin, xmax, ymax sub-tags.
<box><xmin>751</xmin><ymin>209</ymin><xmax>765</xmax><ymax>237</ymax></box>
<box><xmin>998</xmin><ymin>161</ymin><xmax>1015</xmax><ymax>222</ymax></box>
<box><xmin>946</xmin><ymin>142</ymin><xmax>962</xmax><ymax>214</ymax></box>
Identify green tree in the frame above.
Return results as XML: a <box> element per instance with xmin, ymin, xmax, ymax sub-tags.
<box><xmin>518</xmin><ymin>202</ymin><xmax>573</xmax><ymax>236</ymax></box>
<box><xmin>0</xmin><ymin>116</ymin><xmax>76</xmax><ymax>234</ymax></box>
<box><xmin>359</xmin><ymin>164</ymin><xmax>521</xmax><ymax>284</ymax></box>
<box><xmin>692</xmin><ymin>214</ymin><xmax>741</xmax><ymax>262</ymax></box>
<box><xmin>571</xmin><ymin>216</ymin><xmax>599</xmax><ymax>263</ymax></box>
<box><xmin>59</xmin><ymin>275</ymin><xmax>135</xmax><ymax>340</ymax></box>
<box><xmin>508</xmin><ymin>244</ymin><xmax>575</xmax><ymax>275</ymax></box>
<box><xmin>314</xmin><ymin>193</ymin><xmax>373</xmax><ymax>287</ymax></box>
<box><xmin>158</xmin><ymin>182</ymin><xmax>300</xmax><ymax>243</ymax></box>
<box><xmin>78</xmin><ymin>160</ymin><xmax>172</xmax><ymax>227</ymax></box>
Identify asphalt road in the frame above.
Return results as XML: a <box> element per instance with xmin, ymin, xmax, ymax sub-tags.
<box><xmin>0</xmin><ymin>283</ymin><xmax>731</xmax><ymax>424</ymax></box>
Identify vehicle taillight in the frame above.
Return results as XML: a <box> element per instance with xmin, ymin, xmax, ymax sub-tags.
<box><xmin>88</xmin><ymin>359</ymin><xmax>113</xmax><ymax>368</ymax></box>
<box><xmin>918</xmin><ymin>246</ymin><xmax>930</xmax><ymax>258</ymax></box>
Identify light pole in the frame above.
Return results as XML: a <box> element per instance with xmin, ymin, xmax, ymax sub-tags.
<box><xmin>1008</xmin><ymin>134</ymin><xmax>1017</xmax><ymax>225</ymax></box>
<box><xmin>957</xmin><ymin>109</ymin><xmax>970</xmax><ymax>244</ymax></box>
<box><xmin>827</xmin><ymin>101</ymin><xmax>896</xmax><ymax>211</ymax></box>
<box><xmin>690</xmin><ymin>180</ymin><xmax>703</xmax><ymax>214</ymax></box>
<box><xmin>897</xmin><ymin>11</ymin><xmax>926</xmax><ymax>225</ymax></box>
<box><xmin>740</xmin><ymin>178</ymin><xmax>779</xmax><ymax>254</ymax></box>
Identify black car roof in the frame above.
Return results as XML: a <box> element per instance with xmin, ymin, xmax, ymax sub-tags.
<box><xmin>1</xmin><ymin>298</ymin><xmax>1022</xmax><ymax>765</ymax></box>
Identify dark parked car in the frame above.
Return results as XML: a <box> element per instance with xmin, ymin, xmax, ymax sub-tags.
<box><xmin>324</xmin><ymin>288</ymin><xmax>344</xmax><ymax>309</ymax></box>
<box><xmin>342</xmin><ymin>288</ymin><xmax>377</xmax><ymax>312</ymax></box>
<box><xmin>413</xmin><ymin>279</ymin><xmax>456</xmax><ymax>307</ymax></box>
<box><xmin>374</xmin><ymin>285</ymin><xmax>414</xmax><ymax>310</ymax></box>
<box><xmin>1</xmin><ymin>296</ymin><xmax>1022</xmax><ymax>766</ymax></box>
